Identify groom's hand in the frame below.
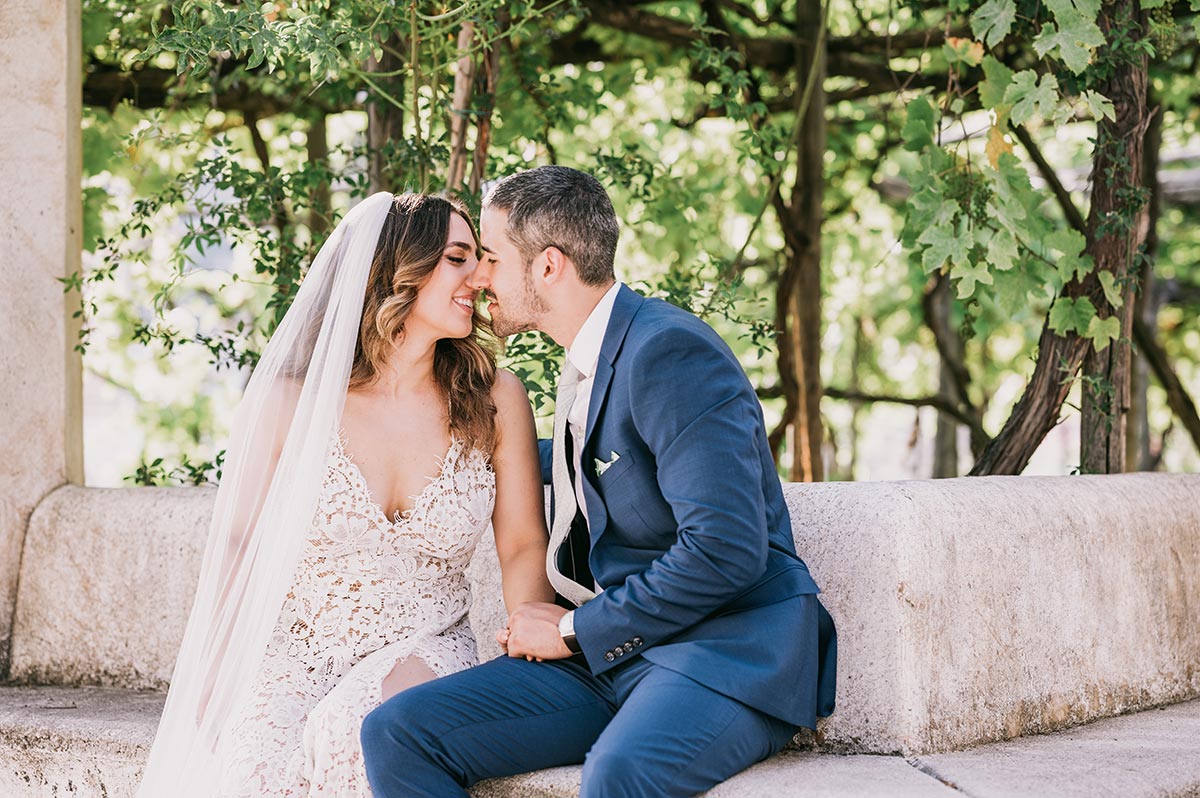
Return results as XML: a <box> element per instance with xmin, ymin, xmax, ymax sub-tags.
<box><xmin>505</xmin><ymin>602</ymin><xmax>571</xmax><ymax>661</ymax></box>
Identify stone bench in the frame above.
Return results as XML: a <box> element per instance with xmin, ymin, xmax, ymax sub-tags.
<box><xmin>4</xmin><ymin>474</ymin><xmax>1199</xmax><ymax>794</ymax></box>
<box><xmin>5</xmin><ymin>685</ymin><xmax>1200</xmax><ymax>797</ymax></box>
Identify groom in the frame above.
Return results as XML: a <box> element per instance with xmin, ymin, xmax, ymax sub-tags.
<box><xmin>361</xmin><ymin>166</ymin><xmax>836</xmax><ymax>797</ymax></box>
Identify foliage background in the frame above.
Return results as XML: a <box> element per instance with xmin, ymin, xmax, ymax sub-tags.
<box><xmin>78</xmin><ymin>0</ymin><xmax>1200</xmax><ymax>486</ymax></box>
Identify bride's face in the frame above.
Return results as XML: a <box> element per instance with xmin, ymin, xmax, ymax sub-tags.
<box><xmin>406</xmin><ymin>213</ymin><xmax>480</xmax><ymax>341</ymax></box>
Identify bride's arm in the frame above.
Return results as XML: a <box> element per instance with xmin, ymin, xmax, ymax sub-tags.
<box><xmin>490</xmin><ymin>369</ymin><xmax>556</xmax><ymax>613</ymax></box>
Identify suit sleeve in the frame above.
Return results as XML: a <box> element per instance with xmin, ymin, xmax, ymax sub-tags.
<box><xmin>571</xmin><ymin>325</ymin><xmax>770</xmax><ymax>674</ymax></box>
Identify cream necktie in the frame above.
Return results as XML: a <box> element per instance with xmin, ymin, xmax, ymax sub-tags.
<box><xmin>547</xmin><ymin>361</ymin><xmax>597</xmax><ymax>607</ymax></box>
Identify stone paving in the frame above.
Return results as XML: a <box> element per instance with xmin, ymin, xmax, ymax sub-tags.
<box><xmin>2</xmin><ymin>685</ymin><xmax>1197</xmax><ymax>797</ymax></box>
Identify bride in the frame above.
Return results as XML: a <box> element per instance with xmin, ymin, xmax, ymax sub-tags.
<box><xmin>137</xmin><ymin>192</ymin><xmax>555</xmax><ymax>797</ymax></box>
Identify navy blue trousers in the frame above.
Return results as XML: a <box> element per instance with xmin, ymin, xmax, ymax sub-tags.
<box><xmin>361</xmin><ymin>654</ymin><xmax>797</xmax><ymax>798</ymax></box>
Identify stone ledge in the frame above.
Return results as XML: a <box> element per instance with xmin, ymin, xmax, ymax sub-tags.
<box><xmin>11</xmin><ymin>474</ymin><xmax>1200</xmax><ymax>753</ymax></box>
<box><xmin>471</xmin><ymin>752</ymin><xmax>963</xmax><ymax>798</ymax></box>
<box><xmin>913</xmin><ymin>699</ymin><xmax>1200</xmax><ymax>798</ymax></box>
<box><xmin>0</xmin><ymin>686</ymin><xmax>159</xmax><ymax>798</ymax></box>
<box><xmin>3</xmin><ymin>687</ymin><xmax>1199</xmax><ymax>798</ymax></box>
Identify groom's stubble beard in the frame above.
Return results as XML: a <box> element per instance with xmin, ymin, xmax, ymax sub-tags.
<box><xmin>488</xmin><ymin>260</ymin><xmax>550</xmax><ymax>338</ymax></box>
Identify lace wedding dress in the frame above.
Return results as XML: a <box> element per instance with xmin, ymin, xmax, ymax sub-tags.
<box><xmin>216</xmin><ymin>430</ymin><xmax>496</xmax><ymax>797</ymax></box>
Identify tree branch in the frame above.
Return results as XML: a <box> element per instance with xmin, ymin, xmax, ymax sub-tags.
<box><xmin>759</xmin><ymin>385</ymin><xmax>986</xmax><ymax>431</ymax></box>
<box><xmin>921</xmin><ymin>274</ymin><xmax>991</xmax><ymax>456</ymax></box>
<box><xmin>1012</xmin><ymin>124</ymin><xmax>1088</xmax><ymax>233</ymax></box>
<box><xmin>1133</xmin><ymin>316</ymin><xmax>1200</xmax><ymax>454</ymax></box>
<box><xmin>578</xmin><ymin>0</ymin><xmax>963</xmax><ymax>74</ymax></box>
<box><xmin>83</xmin><ymin>61</ymin><xmax>339</xmax><ymax>116</ymax></box>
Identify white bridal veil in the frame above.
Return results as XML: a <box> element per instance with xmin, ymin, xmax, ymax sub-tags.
<box><xmin>137</xmin><ymin>192</ymin><xmax>395</xmax><ymax>797</ymax></box>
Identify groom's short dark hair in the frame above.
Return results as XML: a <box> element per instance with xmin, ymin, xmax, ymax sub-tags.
<box><xmin>484</xmin><ymin>165</ymin><xmax>619</xmax><ymax>286</ymax></box>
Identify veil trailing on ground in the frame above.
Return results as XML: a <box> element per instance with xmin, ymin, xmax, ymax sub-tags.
<box><xmin>137</xmin><ymin>192</ymin><xmax>395</xmax><ymax>797</ymax></box>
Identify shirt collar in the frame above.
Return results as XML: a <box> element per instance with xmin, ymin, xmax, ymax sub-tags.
<box><xmin>566</xmin><ymin>282</ymin><xmax>623</xmax><ymax>381</ymax></box>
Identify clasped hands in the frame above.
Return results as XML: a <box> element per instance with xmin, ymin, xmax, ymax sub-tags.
<box><xmin>495</xmin><ymin>602</ymin><xmax>571</xmax><ymax>661</ymax></box>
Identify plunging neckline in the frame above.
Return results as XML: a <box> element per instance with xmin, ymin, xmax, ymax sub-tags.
<box><xmin>334</xmin><ymin>430</ymin><xmax>457</xmax><ymax>527</ymax></box>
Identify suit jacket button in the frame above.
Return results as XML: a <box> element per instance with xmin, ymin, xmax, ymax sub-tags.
<box><xmin>632</xmin><ymin>637</ymin><xmax>643</xmax><ymax>647</ymax></box>
<box><xmin>623</xmin><ymin>642</ymin><xmax>634</xmax><ymax>653</ymax></box>
<box><xmin>605</xmin><ymin>652</ymin><xmax>615</xmax><ymax>662</ymax></box>
<box><xmin>614</xmin><ymin>647</ymin><xmax>624</xmax><ymax>657</ymax></box>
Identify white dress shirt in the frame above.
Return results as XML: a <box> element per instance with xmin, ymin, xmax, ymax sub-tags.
<box><xmin>563</xmin><ymin>282</ymin><xmax>623</xmax><ymax>527</ymax></box>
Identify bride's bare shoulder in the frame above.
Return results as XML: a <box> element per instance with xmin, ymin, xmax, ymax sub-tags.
<box><xmin>491</xmin><ymin>369</ymin><xmax>532</xmax><ymax>415</ymax></box>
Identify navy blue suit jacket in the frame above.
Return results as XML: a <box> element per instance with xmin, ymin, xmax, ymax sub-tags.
<box><xmin>540</xmin><ymin>285</ymin><xmax>836</xmax><ymax>728</ymax></box>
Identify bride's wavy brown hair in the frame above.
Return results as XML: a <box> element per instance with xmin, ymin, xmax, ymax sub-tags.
<box><xmin>350</xmin><ymin>193</ymin><xmax>497</xmax><ymax>454</ymax></box>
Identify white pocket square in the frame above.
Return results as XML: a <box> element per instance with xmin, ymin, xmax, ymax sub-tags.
<box><xmin>594</xmin><ymin>451</ymin><xmax>621</xmax><ymax>476</ymax></box>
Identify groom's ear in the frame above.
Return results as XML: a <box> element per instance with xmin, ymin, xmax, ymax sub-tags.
<box><xmin>540</xmin><ymin>245</ymin><xmax>573</xmax><ymax>286</ymax></box>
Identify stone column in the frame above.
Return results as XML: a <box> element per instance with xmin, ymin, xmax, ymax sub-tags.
<box><xmin>0</xmin><ymin>0</ymin><xmax>84</xmax><ymax>677</ymax></box>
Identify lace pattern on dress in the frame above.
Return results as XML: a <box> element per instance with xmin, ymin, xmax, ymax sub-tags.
<box><xmin>216</xmin><ymin>431</ymin><xmax>495</xmax><ymax>797</ymax></box>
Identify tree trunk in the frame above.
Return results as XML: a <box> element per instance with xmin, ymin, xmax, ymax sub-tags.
<box><xmin>970</xmin><ymin>0</ymin><xmax>1150</xmax><ymax>475</ymax></box>
<box><xmin>1128</xmin><ymin>102</ymin><xmax>1161</xmax><ymax>469</ymax></box>
<box><xmin>367</xmin><ymin>36</ymin><xmax>405</xmax><ymax>194</ymax></box>
<box><xmin>930</xmin><ymin>275</ymin><xmax>962</xmax><ymax>477</ymax></box>
<box><xmin>847</xmin><ymin>315</ymin><xmax>866</xmax><ymax>480</ymax></box>
<box><xmin>785</xmin><ymin>0</ymin><xmax>825</xmax><ymax>482</ymax></box>
<box><xmin>1078</xmin><ymin>1</ymin><xmax>1150</xmax><ymax>474</ymax></box>
<box><xmin>469</xmin><ymin>44</ymin><xmax>500</xmax><ymax>197</ymax></box>
<box><xmin>307</xmin><ymin>112</ymin><xmax>330</xmax><ymax>237</ymax></box>
<box><xmin>446</xmin><ymin>22</ymin><xmax>477</xmax><ymax>192</ymax></box>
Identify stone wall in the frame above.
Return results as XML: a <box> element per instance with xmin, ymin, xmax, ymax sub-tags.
<box><xmin>9</xmin><ymin>474</ymin><xmax>1200</xmax><ymax>754</ymax></box>
<box><xmin>0</xmin><ymin>0</ymin><xmax>84</xmax><ymax>677</ymax></box>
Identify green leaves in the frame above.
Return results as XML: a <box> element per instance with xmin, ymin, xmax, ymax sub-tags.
<box><xmin>1034</xmin><ymin>0</ymin><xmax>1108</xmax><ymax>73</ymax></box>
<box><xmin>952</xmin><ymin>259</ymin><xmax>994</xmax><ymax>298</ymax></box>
<box><xmin>917</xmin><ymin>200</ymin><xmax>973</xmax><ymax>273</ymax></box>
<box><xmin>943</xmin><ymin>37</ymin><xmax>985</xmax><ymax>68</ymax></box>
<box><xmin>1004</xmin><ymin>70</ymin><xmax>1060</xmax><ymax>126</ymax></box>
<box><xmin>1049</xmin><ymin>296</ymin><xmax>1097</xmax><ymax>335</ymax></box>
<box><xmin>971</xmin><ymin>0</ymin><xmax>1017</xmax><ymax>48</ymax></box>
<box><xmin>1097</xmin><ymin>270</ymin><xmax>1124</xmax><ymax>308</ymax></box>
<box><xmin>979</xmin><ymin>56</ymin><xmax>1015</xmax><ymax>111</ymax></box>
<box><xmin>1079</xmin><ymin>90</ymin><xmax>1116</xmax><ymax>121</ymax></box>
<box><xmin>902</xmin><ymin>96</ymin><xmax>937</xmax><ymax>152</ymax></box>
<box><xmin>1048</xmin><ymin>293</ymin><xmax>1121</xmax><ymax>349</ymax></box>
<box><xmin>986</xmin><ymin>229</ymin><xmax>1020</xmax><ymax>271</ymax></box>
<box><xmin>1045</xmin><ymin>228</ymin><xmax>1093</xmax><ymax>284</ymax></box>
<box><xmin>1086</xmin><ymin>315</ymin><xmax>1121</xmax><ymax>351</ymax></box>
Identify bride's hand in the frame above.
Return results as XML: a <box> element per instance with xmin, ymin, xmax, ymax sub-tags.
<box><xmin>506</xmin><ymin>602</ymin><xmax>571</xmax><ymax>661</ymax></box>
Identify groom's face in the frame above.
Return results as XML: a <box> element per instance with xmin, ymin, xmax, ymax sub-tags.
<box><xmin>474</xmin><ymin>205</ymin><xmax>548</xmax><ymax>338</ymax></box>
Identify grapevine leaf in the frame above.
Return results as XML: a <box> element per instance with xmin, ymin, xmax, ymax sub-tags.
<box><xmin>943</xmin><ymin>37</ymin><xmax>985</xmax><ymax>68</ymax></box>
<box><xmin>979</xmin><ymin>56</ymin><xmax>1015</xmax><ymax>108</ymax></box>
<box><xmin>917</xmin><ymin>202</ymin><xmax>972</xmax><ymax>274</ymax></box>
<box><xmin>1005</xmin><ymin>70</ymin><xmax>1060</xmax><ymax>126</ymax></box>
<box><xmin>986</xmin><ymin>124</ymin><xmax>1014</xmax><ymax>168</ymax></box>
<box><xmin>988</xmin><ymin>154</ymin><xmax>1034</xmax><ymax>234</ymax></box>
<box><xmin>1080</xmin><ymin>90</ymin><xmax>1116</xmax><ymax>121</ymax></box>
<box><xmin>1097</xmin><ymin>270</ymin><xmax>1124</xmax><ymax>308</ymax></box>
<box><xmin>902</xmin><ymin>185</ymin><xmax>943</xmax><ymax>248</ymax></box>
<box><xmin>952</xmin><ymin>258</ymin><xmax>994</xmax><ymax>299</ymax></box>
<box><xmin>1033</xmin><ymin>0</ymin><xmax>1107</xmax><ymax>74</ymax></box>
<box><xmin>971</xmin><ymin>0</ymin><xmax>1017</xmax><ymax>48</ymax></box>
<box><xmin>1049</xmin><ymin>297</ymin><xmax>1097</xmax><ymax>335</ymax></box>
<box><xmin>987</xmin><ymin>228</ymin><xmax>1020</xmax><ymax>271</ymax></box>
<box><xmin>903</xmin><ymin>96</ymin><xmax>937</xmax><ymax>152</ymax></box>
<box><xmin>992</xmin><ymin>271</ymin><xmax>1033</xmax><ymax>314</ymax></box>
<box><xmin>1047</xmin><ymin>228</ymin><xmax>1091</xmax><ymax>283</ymax></box>
<box><xmin>1086</xmin><ymin>314</ymin><xmax>1121</xmax><ymax>350</ymax></box>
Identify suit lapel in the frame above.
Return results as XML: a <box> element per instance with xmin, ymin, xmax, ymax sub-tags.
<box><xmin>580</xmin><ymin>285</ymin><xmax>643</xmax><ymax>539</ymax></box>
<box><xmin>583</xmin><ymin>284</ymin><xmax>642</xmax><ymax>451</ymax></box>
